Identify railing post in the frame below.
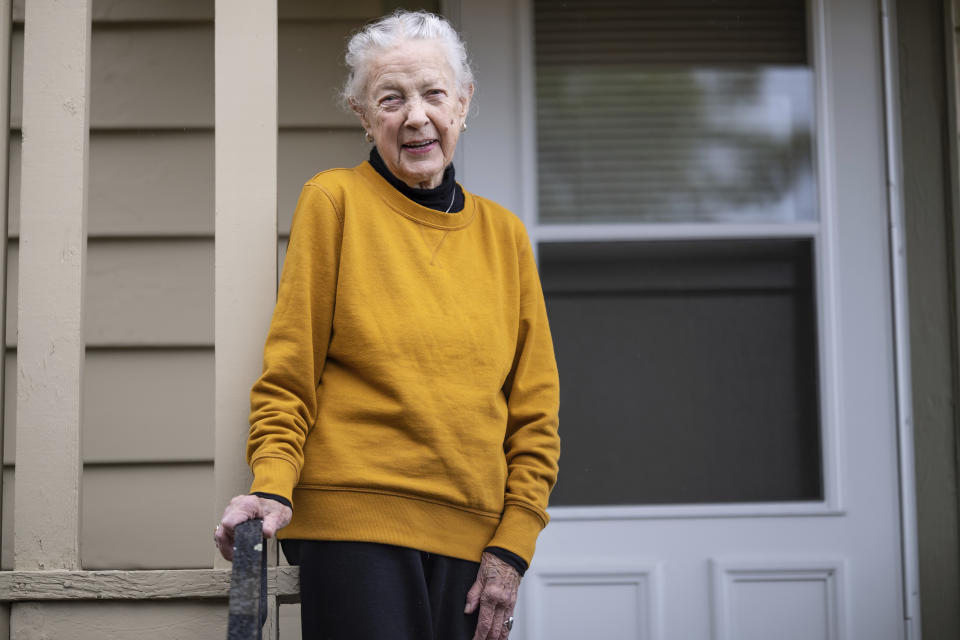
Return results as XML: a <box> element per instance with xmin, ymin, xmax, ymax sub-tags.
<box><xmin>227</xmin><ymin>519</ymin><xmax>267</xmax><ymax>640</ymax></box>
<box><xmin>214</xmin><ymin>0</ymin><xmax>279</xmax><ymax>635</ymax></box>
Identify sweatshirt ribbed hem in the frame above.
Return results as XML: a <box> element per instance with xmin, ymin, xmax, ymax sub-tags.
<box><xmin>279</xmin><ymin>487</ymin><xmax>501</xmax><ymax>563</ymax></box>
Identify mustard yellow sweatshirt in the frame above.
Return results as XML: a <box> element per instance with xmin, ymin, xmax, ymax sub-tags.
<box><xmin>247</xmin><ymin>162</ymin><xmax>560</xmax><ymax>565</ymax></box>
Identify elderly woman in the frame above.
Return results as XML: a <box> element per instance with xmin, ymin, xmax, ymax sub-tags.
<box><xmin>215</xmin><ymin>10</ymin><xmax>560</xmax><ymax>640</ymax></box>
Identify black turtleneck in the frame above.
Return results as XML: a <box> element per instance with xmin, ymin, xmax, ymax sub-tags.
<box><xmin>368</xmin><ymin>146</ymin><xmax>465</xmax><ymax>213</ymax></box>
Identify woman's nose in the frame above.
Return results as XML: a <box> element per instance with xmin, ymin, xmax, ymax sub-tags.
<box><xmin>404</xmin><ymin>98</ymin><xmax>429</xmax><ymax>128</ymax></box>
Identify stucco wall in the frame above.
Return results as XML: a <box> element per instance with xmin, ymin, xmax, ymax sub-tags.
<box><xmin>899</xmin><ymin>1</ymin><xmax>960</xmax><ymax>637</ymax></box>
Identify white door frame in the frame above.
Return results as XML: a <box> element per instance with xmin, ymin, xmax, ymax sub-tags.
<box><xmin>878</xmin><ymin>0</ymin><xmax>921</xmax><ymax>636</ymax></box>
<box><xmin>456</xmin><ymin>0</ymin><xmax>920</xmax><ymax>637</ymax></box>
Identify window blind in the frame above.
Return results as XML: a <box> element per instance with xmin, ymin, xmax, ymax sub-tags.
<box><xmin>535</xmin><ymin>0</ymin><xmax>808</xmax><ymax>67</ymax></box>
<box><xmin>534</xmin><ymin>0</ymin><xmax>815</xmax><ymax>224</ymax></box>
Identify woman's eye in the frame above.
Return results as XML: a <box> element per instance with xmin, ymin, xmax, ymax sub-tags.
<box><xmin>380</xmin><ymin>95</ymin><xmax>401</xmax><ymax>107</ymax></box>
<box><xmin>426</xmin><ymin>89</ymin><xmax>445</xmax><ymax>99</ymax></box>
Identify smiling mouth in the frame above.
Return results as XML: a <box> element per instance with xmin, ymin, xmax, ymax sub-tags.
<box><xmin>402</xmin><ymin>139</ymin><xmax>438</xmax><ymax>149</ymax></box>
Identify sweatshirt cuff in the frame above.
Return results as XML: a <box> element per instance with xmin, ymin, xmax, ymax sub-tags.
<box><xmin>484</xmin><ymin>546</ymin><xmax>528</xmax><ymax>576</ymax></box>
<box><xmin>252</xmin><ymin>492</ymin><xmax>292</xmax><ymax>509</ymax></box>
<box><xmin>485</xmin><ymin>503</ymin><xmax>548</xmax><ymax>566</ymax></box>
<box><xmin>249</xmin><ymin>457</ymin><xmax>299</xmax><ymax>504</ymax></box>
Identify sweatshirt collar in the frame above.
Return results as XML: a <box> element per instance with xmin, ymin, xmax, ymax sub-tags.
<box><xmin>355</xmin><ymin>161</ymin><xmax>476</xmax><ymax>231</ymax></box>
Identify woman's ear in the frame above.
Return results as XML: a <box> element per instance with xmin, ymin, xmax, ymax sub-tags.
<box><xmin>459</xmin><ymin>83</ymin><xmax>475</xmax><ymax>118</ymax></box>
<box><xmin>349</xmin><ymin>97</ymin><xmax>369</xmax><ymax>129</ymax></box>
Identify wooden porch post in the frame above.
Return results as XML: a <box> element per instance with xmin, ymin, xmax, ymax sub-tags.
<box><xmin>10</xmin><ymin>0</ymin><xmax>91</xmax><ymax>633</ymax></box>
<box><xmin>214</xmin><ymin>0</ymin><xmax>279</xmax><ymax>635</ymax></box>
<box><xmin>12</xmin><ymin>0</ymin><xmax>91</xmax><ymax>572</ymax></box>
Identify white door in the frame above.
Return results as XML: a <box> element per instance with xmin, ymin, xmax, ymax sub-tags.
<box><xmin>459</xmin><ymin>0</ymin><xmax>907</xmax><ymax>638</ymax></box>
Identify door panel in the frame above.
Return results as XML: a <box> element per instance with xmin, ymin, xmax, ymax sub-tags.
<box><xmin>461</xmin><ymin>0</ymin><xmax>904</xmax><ymax>638</ymax></box>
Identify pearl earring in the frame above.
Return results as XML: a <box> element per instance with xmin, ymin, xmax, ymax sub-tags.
<box><xmin>461</xmin><ymin>122</ymin><xmax>467</xmax><ymax>132</ymax></box>
<box><xmin>364</xmin><ymin>131</ymin><xmax>374</xmax><ymax>143</ymax></box>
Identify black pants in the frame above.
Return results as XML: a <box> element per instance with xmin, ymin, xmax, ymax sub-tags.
<box><xmin>282</xmin><ymin>540</ymin><xmax>481</xmax><ymax>640</ymax></box>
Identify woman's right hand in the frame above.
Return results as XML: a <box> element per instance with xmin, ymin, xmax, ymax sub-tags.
<box><xmin>215</xmin><ymin>494</ymin><xmax>293</xmax><ymax>561</ymax></box>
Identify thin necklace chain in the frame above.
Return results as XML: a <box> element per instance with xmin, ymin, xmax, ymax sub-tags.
<box><xmin>444</xmin><ymin>188</ymin><xmax>456</xmax><ymax>214</ymax></box>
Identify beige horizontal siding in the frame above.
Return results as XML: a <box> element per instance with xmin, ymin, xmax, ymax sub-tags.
<box><xmin>279</xmin><ymin>21</ymin><xmax>363</xmax><ymax>128</ymax></box>
<box><xmin>11</xmin><ymin>25</ymin><xmax>211</xmax><ymax>129</ymax></box>
<box><xmin>81</xmin><ymin>240</ymin><xmax>210</xmax><ymax>346</ymax></box>
<box><xmin>278</xmin><ymin>129</ymin><xmax>368</xmax><ymax>230</ymax></box>
<box><xmin>9</xmin><ymin>601</ymin><xmax>227</xmax><ymax>639</ymax></box>
<box><xmin>6</xmin><ymin>239</ymin><xmax>212</xmax><ymax>346</ymax></box>
<box><xmin>281</xmin><ymin>605</ymin><xmax>302</xmax><ymax>639</ymax></box>
<box><xmin>83</xmin><ymin>351</ymin><xmax>213</xmax><ymax>463</ymax></box>
<box><xmin>14</xmin><ymin>0</ymin><xmax>394</xmax><ymax>22</ymax></box>
<box><xmin>82</xmin><ymin>463</ymin><xmax>213</xmax><ymax>569</ymax></box>
<box><xmin>8</xmin><ymin>132</ymin><xmax>212</xmax><ymax>237</ymax></box>
<box><xmin>2</xmin><ymin>464</ymin><xmax>213</xmax><ymax>570</ymax></box>
<box><xmin>11</xmin><ymin>22</ymin><xmax>370</xmax><ymax>129</ymax></box>
<box><xmin>3</xmin><ymin>349</ymin><xmax>213</xmax><ymax>465</ymax></box>
<box><xmin>278</xmin><ymin>0</ymin><xmax>391</xmax><ymax>20</ymax></box>
<box><xmin>4</xmin><ymin>238</ymin><xmax>299</xmax><ymax>350</ymax></box>
<box><xmin>8</xmin><ymin>129</ymin><xmax>363</xmax><ymax>238</ymax></box>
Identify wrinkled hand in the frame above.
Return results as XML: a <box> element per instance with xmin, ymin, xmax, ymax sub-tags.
<box><xmin>465</xmin><ymin>551</ymin><xmax>521</xmax><ymax>640</ymax></box>
<box><xmin>215</xmin><ymin>494</ymin><xmax>292</xmax><ymax>561</ymax></box>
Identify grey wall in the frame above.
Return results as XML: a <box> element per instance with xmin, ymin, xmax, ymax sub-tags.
<box><xmin>898</xmin><ymin>1</ymin><xmax>960</xmax><ymax>637</ymax></box>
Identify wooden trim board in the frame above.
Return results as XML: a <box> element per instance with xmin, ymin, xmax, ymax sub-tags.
<box><xmin>0</xmin><ymin>567</ymin><xmax>300</xmax><ymax>603</ymax></box>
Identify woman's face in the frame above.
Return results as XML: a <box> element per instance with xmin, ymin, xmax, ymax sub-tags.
<box><xmin>356</xmin><ymin>39</ymin><xmax>472</xmax><ymax>189</ymax></box>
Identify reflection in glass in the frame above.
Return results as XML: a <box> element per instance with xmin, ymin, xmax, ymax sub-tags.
<box><xmin>541</xmin><ymin>240</ymin><xmax>823</xmax><ymax>506</ymax></box>
<box><xmin>536</xmin><ymin>67</ymin><xmax>816</xmax><ymax>224</ymax></box>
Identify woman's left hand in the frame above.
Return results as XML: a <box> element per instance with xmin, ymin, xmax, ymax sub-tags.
<box><xmin>465</xmin><ymin>551</ymin><xmax>521</xmax><ymax>639</ymax></box>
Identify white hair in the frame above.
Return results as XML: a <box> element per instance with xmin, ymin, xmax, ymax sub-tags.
<box><xmin>342</xmin><ymin>10</ymin><xmax>475</xmax><ymax>109</ymax></box>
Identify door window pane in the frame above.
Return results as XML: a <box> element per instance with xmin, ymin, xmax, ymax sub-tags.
<box><xmin>535</xmin><ymin>0</ymin><xmax>816</xmax><ymax>224</ymax></box>
<box><xmin>542</xmin><ymin>240</ymin><xmax>822</xmax><ymax>505</ymax></box>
